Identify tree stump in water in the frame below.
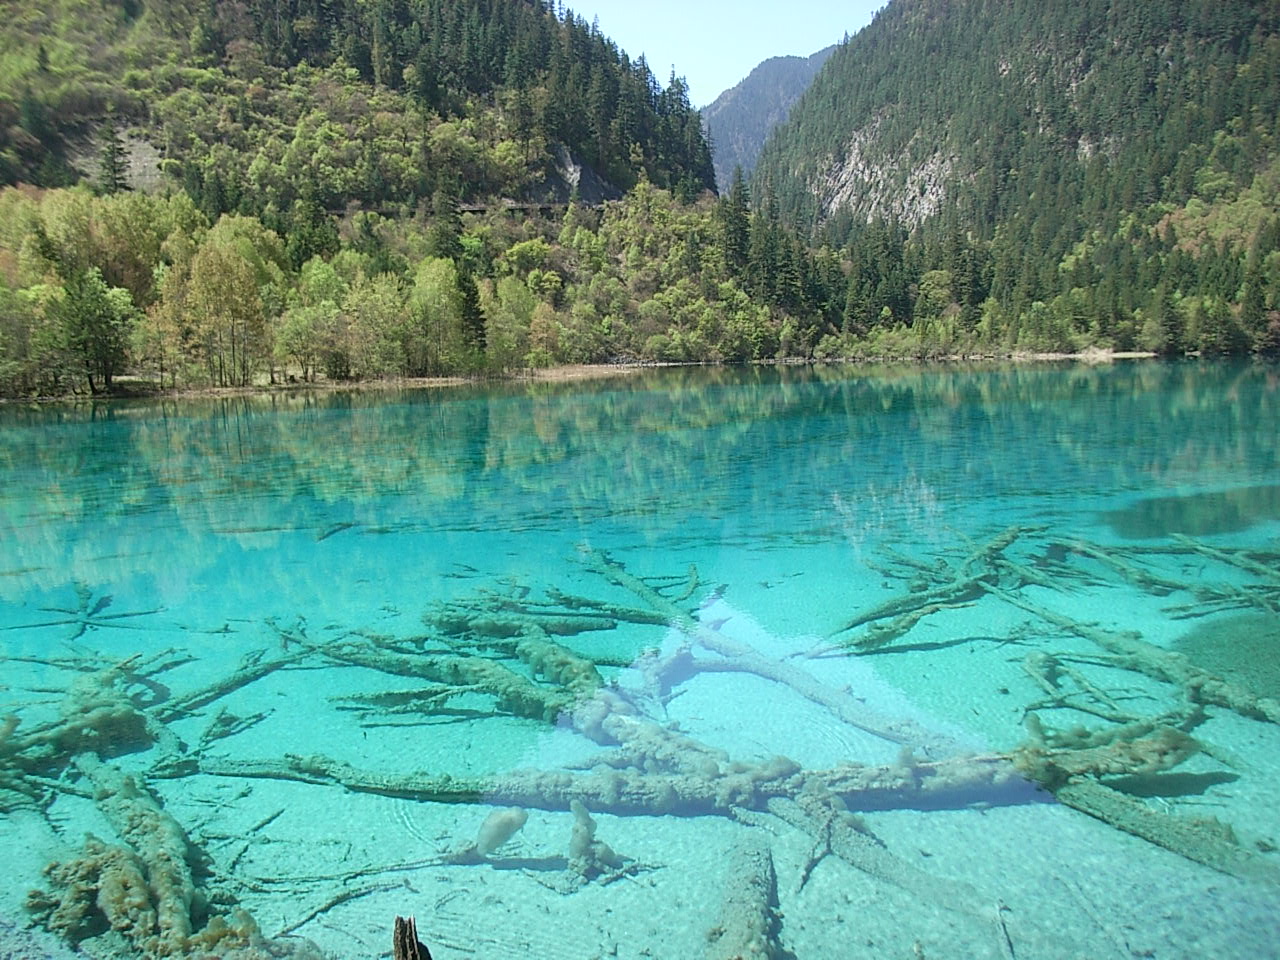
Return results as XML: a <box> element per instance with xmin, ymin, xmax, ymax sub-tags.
<box><xmin>393</xmin><ymin>916</ymin><xmax>433</xmax><ymax>960</ymax></box>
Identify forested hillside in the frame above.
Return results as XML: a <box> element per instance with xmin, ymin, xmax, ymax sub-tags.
<box><xmin>0</xmin><ymin>0</ymin><xmax>714</xmax><ymax>207</ymax></box>
<box><xmin>1</xmin><ymin>0</ymin><xmax>1277</xmax><ymax>399</ymax></box>
<box><xmin>701</xmin><ymin>44</ymin><xmax>835</xmax><ymax>190</ymax></box>
<box><xmin>755</xmin><ymin>0</ymin><xmax>1280</xmax><ymax>355</ymax></box>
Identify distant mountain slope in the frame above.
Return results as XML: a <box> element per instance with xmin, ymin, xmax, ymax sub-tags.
<box><xmin>701</xmin><ymin>44</ymin><xmax>835</xmax><ymax>190</ymax></box>
<box><xmin>757</xmin><ymin>0</ymin><xmax>1280</xmax><ymax>233</ymax></box>
<box><xmin>751</xmin><ymin>0</ymin><xmax>1280</xmax><ymax>348</ymax></box>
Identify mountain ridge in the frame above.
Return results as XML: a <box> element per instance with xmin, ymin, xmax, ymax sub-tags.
<box><xmin>701</xmin><ymin>44</ymin><xmax>836</xmax><ymax>191</ymax></box>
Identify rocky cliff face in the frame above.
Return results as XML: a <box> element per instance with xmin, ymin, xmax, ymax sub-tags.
<box><xmin>539</xmin><ymin>143</ymin><xmax>622</xmax><ymax>204</ymax></box>
<box><xmin>817</xmin><ymin>120</ymin><xmax>956</xmax><ymax>227</ymax></box>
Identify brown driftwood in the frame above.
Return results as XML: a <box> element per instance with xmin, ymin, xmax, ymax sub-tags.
<box><xmin>393</xmin><ymin>916</ymin><xmax>434</xmax><ymax>960</ymax></box>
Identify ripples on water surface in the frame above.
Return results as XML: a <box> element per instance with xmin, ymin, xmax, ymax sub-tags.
<box><xmin>2</xmin><ymin>361</ymin><xmax>1279</xmax><ymax>959</ymax></box>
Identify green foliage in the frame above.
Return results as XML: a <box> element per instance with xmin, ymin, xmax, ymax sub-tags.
<box><xmin>277</xmin><ymin>257</ymin><xmax>347</xmax><ymax>382</ymax></box>
<box><xmin>499</xmin><ymin>237</ymin><xmax>551</xmax><ymax>277</ymax></box>
<box><xmin>59</xmin><ymin>267</ymin><xmax>136</xmax><ymax>392</ymax></box>
<box><xmin>751</xmin><ymin>0</ymin><xmax>1280</xmax><ymax>360</ymax></box>
<box><xmin>1</xmin><ymin>0</ymin><xmax>715</xmax><ymax>204</ymax></box>
<box><xmin>481</xmin><ymin>275</ymin><xmax>535</xmax><ymax>372</ymax></box>
<box><xmin>95</xmin><ymin>113</ymin><xmax>128</xmax><ymax>195</ymax></box>
<box><xmin>0</xmin><ymin>280</ymin><xmax>48</xmax><ymax>394</ymax></box>
<box><xmin>2</xmin><ymin>1</ymin><xmax>1279</xmax><ymax>395</ymax></box>
<box><xmin>343</xmin><ymin>273</ymin><xmax>407</xmax><ymax>380</ymax></box>
<box><xmin>186</xmin><ymin>231</ymin><xmax>268</xmax><ymax>387</ymax></box>
<box><xmin>407</xmin><ymin>256</ymin><xmax>475</xmax><ymax>376</ymax></box>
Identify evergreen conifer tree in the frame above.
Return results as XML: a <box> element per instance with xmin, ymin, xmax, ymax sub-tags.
<box><xmin>719</xmin><ymin>166</ymin><xmax>750</xmax><ymax>279</ymax></box>
<box><xmin>457</xmin><ymin>270</ymin><xmax>485</xmax><ymax>352</ymax></box>
<box><xmin>96</xmin><ymin>113</ymin><xmax>128</xmax><ymax>195</ymax></box>
<box><xmin>426</xmin><ymin>186</ymin><xmax>464</xmax><ymax>262</ymax></box>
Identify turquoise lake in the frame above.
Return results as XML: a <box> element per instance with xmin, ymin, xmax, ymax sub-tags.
<box><xmin>2</xmin><ymin>361</ymin><xmax>1279</xmax><ymax>959</ymax></box>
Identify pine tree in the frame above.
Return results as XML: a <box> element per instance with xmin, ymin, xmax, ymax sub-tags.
<box><xmin>457</xmin><ymin>269</ymin><xmax>485</xmax><ymax>352</ymax></box>
<box><xmin>425</xmin><ymin>186</ymin><xmax>463</xmax><ymax>261</ymax></box>
<box><xmin>1239</xmin><ymin>268</ymin><xmax>1266</xmax><ymax>342</ymax></box>
<box><xmin>97</xmin><ymin>113</ymin><xmax>128</xmax><ymax>195</ymax></box>
<box><xmin>719</xmin><ymin>166</ymin><xmax>750</xmax><ymax>279</ymax></box>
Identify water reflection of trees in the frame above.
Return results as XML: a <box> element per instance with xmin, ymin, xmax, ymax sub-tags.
<box><xmin>2</xmin><ymin>362</ymin><xmax>1277</xmax><ymax>579</ymax></box>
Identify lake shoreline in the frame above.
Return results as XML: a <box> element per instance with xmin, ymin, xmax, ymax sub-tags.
<box><xmin>0</xmin><ymin>350</ymin><xmax>1163</xmax><ymax>405</ymax></box>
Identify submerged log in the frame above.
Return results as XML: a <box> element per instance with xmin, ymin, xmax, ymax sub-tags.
<box><xmin>581</xmin><ymin>548</ymin><xmax>957</xmax><ymax>751</ymax></box>
<box><xmin>187</xmin><ymin>750</ymin><xmax>1035</xmax><ymax>819</ymax></box>
<box><xmin>704</xmin><ymin>841</ymin><xmax>785</xmax><ymax>960</ymax></box>
<box><xmin>28</xmin><ymin>753</ymin><xmax>322</xmax><ymax>958</ymax></box>
<box><xmin>982</xmin><ymin>583</ymin><xmax>1280</xmax><ymax>725</ymax></box>
<box><xmin>1054</xmin><ymin>780</ymin><xmax>1280</xmax><ymax>882</ymax></box>
<box><xmin>313</xmin><ymin>638</ymin><xmax>577</xmax><ymax>722</ymax></box>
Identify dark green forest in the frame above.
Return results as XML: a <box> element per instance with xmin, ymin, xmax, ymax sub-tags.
<box><xmin>756</xmin><ymin>0</ymin><xmax>1280</xmax><ymax>358</ymax></box>
<box><xmin>1</xmin><ymin>0</ymin><xmax>1278</xmax><ymax>398</ymax></box>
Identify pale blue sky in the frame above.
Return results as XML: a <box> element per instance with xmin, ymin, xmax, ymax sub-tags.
<box><xmin>567</xmin><ymin>1</ymin><xmax>887</xmax><ymax>107</ymax></box>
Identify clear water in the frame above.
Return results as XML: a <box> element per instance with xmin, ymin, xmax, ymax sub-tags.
<box><xmin>2</xmin><ymin>361</ymin><xmax>1279</xmax><ymax>959</ymax></box>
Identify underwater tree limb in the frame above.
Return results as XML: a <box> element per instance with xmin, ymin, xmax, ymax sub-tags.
<box><xmin>580</xmin><ymin>548</ymin><xmax>956</xmax><ymax>751</ymax></box>
<box><xmin>183</xmin><ymin>751</ymin><xmax>1032</xmax><ymax>818</ymax></box>
<box><xmin>1169</xmin><ymin>534</ymin><xmax>1280</xmax><ymax>583</ymax></box>
<box><xmin>310</xmin><ymin>638</ymin><xmax>576</xmax><ymax>723</ymax></box>
<box><xmin>831</xmin><ymin>577</ymin><xmax>991</xmax><ymax>636</ymax></box>
<box><xmin>1052</xmin><ymin>539</ymin><xmax>1192</xmax><ymax>597</ymax></box>
<box><xmin>704</xmin><ymin>840</ymin><xmax>786</xmax><ymax>960</ymax></box>
<box><xmin>506</xmin><ymin>624</ymin><xmax>605</xmax><ymax>700</ymax></box>
<box><xmin>426</xmin><ymin>603</ymin><xmax>622</xmax><ymax>638</ymax></box>
<box><xmin>275</xmin><ymin>880</ymin><xmax>405</xmax><ymax>938</ymax></box>
<box><xmin>818</xmin><ymin>600</ymin><xmax>973</xmax><ymax>654</ymax></box>
<box><xmin>981</xmin><ymin>584</ymin><xmax>1280</xmax><ymax>725</ymax></box>
<box><xmin>71</xmin><ymin>752</ymin><xmax>202</xmax><ymax>953</ymax></box>
<box><xmin>29</xmin><ymin>752</ymin><xmax>322</xmax><ymax>958</ymax></box>
<box><xmin>1010</xmin><ymin>726</ymin><xmax>1202</xmax><ymax>792</ymax></box>
<box><xmin>829</xmin><ymin>526</ymin><xmax>1039</xmax><ymax>637</ymax></box>
<box><xmin>1076</xmin><ymin>536</ymin><xmax>1280</xmax><ymax>617</ymax></box>
<box><xmin>1008</xmin><ymin>720</ymin><xmax>1280</xmax><ymax>883</ymax></box>
<box><xmin>5</xmin><ymin>663</ymin><xmax>173</xmax><ymax>786</ymax></box>
<box><xmin>184</xmin><ymin>751</ymin><xmax>1040</xmax><ymax>922</ymax></box>
<box><xmin>175</xmin><ymin>715</ymin><xmax>1255</xmax><ymax>914</ymax></box>
<box><xmin>157</xmin><ymin>648</ymin><xmax>310</xmax><ymax>721</ymax></box>
<box><xmin>766</xmin><ymin>793</ymin><xmax>993</xmax><ymax>923</ymax></box>
<box><xmin>542</xmin><ymin>587</ymin><xmax>675</xmax><ymax>626</ymax></box>
<box><xmin>957</xmin><ymin>525</ymin><xmax>1044</xmax><ymax>576</ymax></box>
<box><xmin>1054</xmin><ymin>780</ymin><xmax>1280</xmax><ymax>882</ymax></box>
<box><xmin>1020</xmin><ymin>652</ymin><xmax>1142</xmax><ymax>724</ymax></box>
